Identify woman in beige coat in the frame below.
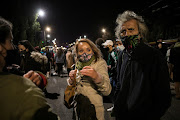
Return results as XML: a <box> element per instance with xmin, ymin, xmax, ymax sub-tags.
<box><xmin>68</xmin><ymin>39</ymin><xmax>112</xmax><ymax>120</ymax></box>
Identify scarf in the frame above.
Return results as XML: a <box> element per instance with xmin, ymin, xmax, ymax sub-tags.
<box><xmin>76</xmin><ymin>55</ymin><xmax>95</xmax><ymax>70</ymax></box>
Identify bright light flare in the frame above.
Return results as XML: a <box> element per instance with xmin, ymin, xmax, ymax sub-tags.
<box><xmin>102</xmin><ymin>28</ymin><xmax>106</xmax><ymax>33</ymax></box>
<box><xmin>47</xmin><ymin>34</ymin><xmax>50</xmax><ymax>38</ymax></box>
<box><xmin>38</xmin><ymin>10</ymin><xmax>45</xmax><ymax>17</ymax></box>
<box><xmin>46</xmin><ymin>27</ymin><xmax>51</xmax><ymax>32</ymax></box>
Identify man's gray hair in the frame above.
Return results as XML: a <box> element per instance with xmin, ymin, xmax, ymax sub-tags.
<box><xmin>115</xmin><ymin>10</ymin><xmax>148</xmax><ymax>42</ymax></box>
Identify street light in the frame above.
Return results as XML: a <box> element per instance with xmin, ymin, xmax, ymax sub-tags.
<box><xmin>44</xmin><ymin>26</ymin><xmax>51</xmax><ymax>45</ymax></box>
<box><xmin>46</xmin><ymin>27</ymin><xmax>51</xmax><ymax>32</ymax></box>
<box><xmin>38</xmin><ymin>9</ymin><xmax>45</xmax><ymax>17</ymax></box>
<box><xmin>36</xmin><ymin>9</ymin><xmax>46</xmax><ymax>47</ymax></box>
<box><xmin>102</xmin><ymin>28</ymin><xmax>108</xmax><ymax>40</ymax></box>
<box><xmin>102</xmin><ymin>28</ymin><xmax>106</xmax><ymax>33</ymax></box>
<box><xmin>47</xmin><ymin>34</ymin><xmax>50</xmax><ymax>38</ymax></box>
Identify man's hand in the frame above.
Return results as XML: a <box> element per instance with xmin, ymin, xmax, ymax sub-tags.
<box><xmin>23</xmin><ymin>70</ymin><xmax>42</xmax><ymax>86</ymax></box>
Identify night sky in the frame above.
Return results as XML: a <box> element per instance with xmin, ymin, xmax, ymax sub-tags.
<box><xmin>1</xmin><ymin>0</ymin><xmax>177</xmax><ymax>46</ymax></box>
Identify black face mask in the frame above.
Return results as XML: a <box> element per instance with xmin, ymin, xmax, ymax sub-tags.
<box><xmin>5</xmin><ymin>49</ymin><xmax>20</xmax><ymax>66</ymax></box>
<box><xmin>3</xmin><ymin>49</ymin><xmax>23</xmax><ymax>75</ymax></box>
<box><xmin>19</xmin><ymin>50</ymin><xmax>27</xmax><ymax>57</ymax></box>
<box><xmin>104</xmin><ymin>47</ymin><xmax>109</xmax><ymax>51</ymax></box>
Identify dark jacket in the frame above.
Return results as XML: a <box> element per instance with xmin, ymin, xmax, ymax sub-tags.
<box><xmin>99</xmin><ymin>46</ymin><xmax>109</xmax><ymax>62</ymax></box>
<box><xmin>114</xmin><ymin>43</ymin><xmax>171</xmax><ymax>120</ymax></box>
<box><xmin>107</xmin><ymin>48</ymin><xmax>118</xmax><ymax>78</ymax></box>
<box><xmin>45</xmin><ymin>51</ymin><xmax>53</xmax><ymax>62</ymax></box>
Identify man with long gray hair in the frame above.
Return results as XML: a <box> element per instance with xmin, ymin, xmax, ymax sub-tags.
<box><xmin>113</xmin><ymin>10</ymin><xmax>171</xmax><ymax>120</ymax></box>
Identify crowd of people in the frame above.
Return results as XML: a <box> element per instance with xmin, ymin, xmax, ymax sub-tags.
<box><xmin>1</xmin><ymin>10</ymin><xmax>179</xmax><ymax>120</ymax></box>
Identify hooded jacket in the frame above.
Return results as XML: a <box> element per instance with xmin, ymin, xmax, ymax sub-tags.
<box><xmin>21</xmin><ymin>51</ymin><xmax>48</xmax><ymax>74</ymax></box>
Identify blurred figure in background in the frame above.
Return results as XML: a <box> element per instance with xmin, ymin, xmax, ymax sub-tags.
<box><xmin>18</xmin><ymin>40</ymin><xmax>60</xmax><ymax>99</ymax></box>
<box><xmin>169</xmin><ymin>37</ymin><xmax>180</xmax><ymax>99</ymax></box>
<box><xmin>166</xmin><ymin>43</ymin><xmax>174</xmax><ymax>81</ymax></box>
<box><xmin>66</xmin><ymin>48</ymin><xmax>74</xmax><ymax>76</ymax></box>
<box><xmin>35</xmin><ymin>46</ymin><xmax>41</xmax><ymax>52</ymax></box>
<box><xmin>102</xmin><ymin>39</ymin><xmax>118</xmax><ymax>112</ymax></box>
<box><xmin>114</xmin><ymin>39</ymin><xmax>125</xmax><ymax>55</ymax></box>
<box><xmin>156</xmin><ymin>39</ymin><xmax>167</xmax><ymax>59</ymax></box>
<box><xmin>18</xmin><ymin>40</ymin><xmax>48</xmax><ymax>75</ymax></box>
<box><xmin>54</xmin><ymin>48</ymin><xmax>65</xmax><ymax>77</ymax></box>
<box><xmin>45</xmin><ymin>47</ymin><xmax>53</xmax><ymax>78</ymax></box>
<box><xmin>95</xmin><ymin>38</ymin><xmax>109</xmax><ymax>62</ymax></box>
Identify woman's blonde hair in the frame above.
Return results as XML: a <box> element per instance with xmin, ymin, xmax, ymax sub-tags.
<box><xmin>74</xmin><ymin>38</ymin><xmax>102</xmax><ymax>62</ymax></box>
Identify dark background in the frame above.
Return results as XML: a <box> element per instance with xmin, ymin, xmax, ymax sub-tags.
<box><xmin>1</xmin><ymin>0</ymin><xmax>179</xmax><ymax>46</ymax></box>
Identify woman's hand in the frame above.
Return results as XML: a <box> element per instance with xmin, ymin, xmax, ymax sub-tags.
<box><xmin>80</xmin><ymin>66</ymin><xmax>102</xmax><ymax>84</ymax></box>
<box><xmin>69</xmin><ymin>69</ymin><xmax>77</xmax><ymax>85</ymax></box>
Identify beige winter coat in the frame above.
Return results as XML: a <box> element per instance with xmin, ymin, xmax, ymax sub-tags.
<box><xmin>68</xmin><ymin>58</ymin><xmax>112</xmax><ymax>120</ymax></box>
